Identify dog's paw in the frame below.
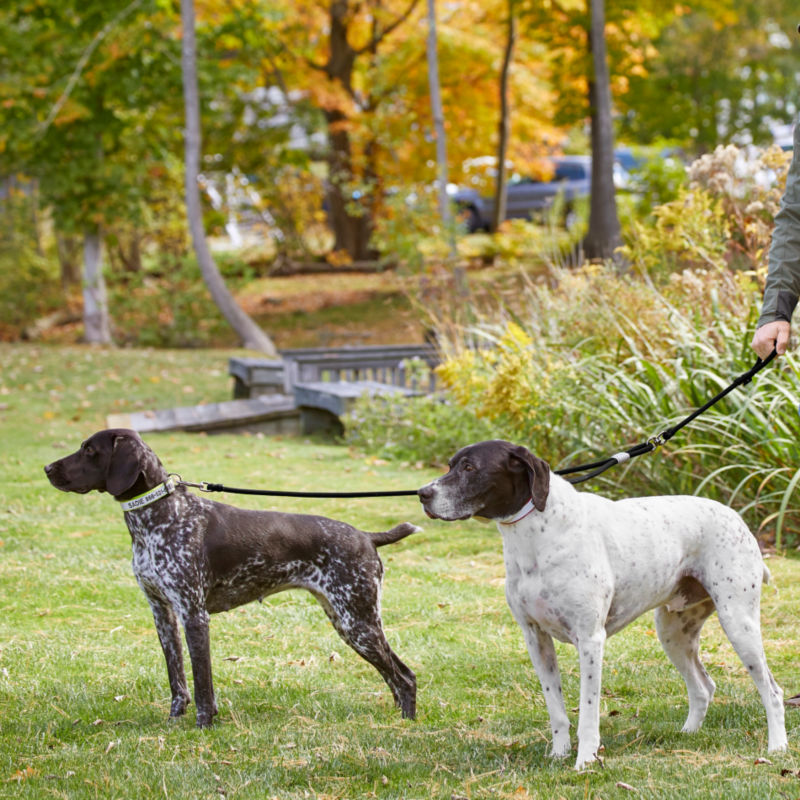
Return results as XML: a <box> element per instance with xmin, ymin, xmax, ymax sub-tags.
<box><xmin>195</xmin><ymin>713</ymin><xmax>215</xmax><ymax>728</ymax></box>
<box><xmin>574</xmin><ymin>753</ymin><xmax>602</xmax><ymax>772</ymax></box>
<box><xmin>574</xmin><ymin>745</ymin><xmax>603</xmax><ymax>771</ymax></box>
<box><xmin>768</xmin><ymin>737</ymin><xmax>788</xmax><ymax>753</ymax></box>
<box><xmin>169</xmin><ymin>692</ymin><xmax>191</xmax><ymax>718</ymax></box>
<box><xmin>549</xmin><ymin>740</ymin><xmax>571</xmax><ymax>760</ymax></box>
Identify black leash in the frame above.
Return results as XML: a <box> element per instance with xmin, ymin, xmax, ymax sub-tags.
<box><xmin>183</xmin><ymin>483</ymin><xmax>419</xmax><ymax>499</ymax></box>
<box><xmin>555</xmin><ymin>348</ymin><xmax>778</xmax><ymax>485</ymax></box>
<box><xmin>180</xmin><ymin>349</ymin><xmax>778</xmax><ymax>497</ymax></box>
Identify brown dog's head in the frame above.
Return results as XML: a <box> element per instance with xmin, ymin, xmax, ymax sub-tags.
<box><xmin>44</xmin><ymin>428</ymin><xmax>163</xmax><ymax>499</ymax></box>
<box><xmin>417</xmin><ymin>440</ymin><xmax>550</xmax><ymax>522</ymax></box>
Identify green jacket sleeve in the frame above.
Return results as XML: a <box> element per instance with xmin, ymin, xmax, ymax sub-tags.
<box><xmin>758</xmin><ymin>120</ymin><xmax>800</xmax><ymax>327</ymax></box>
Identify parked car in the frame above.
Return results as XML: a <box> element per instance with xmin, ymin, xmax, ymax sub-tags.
<box><xmin>449</xmin><ymin>155</ymin><xmax>591</xmax><ymax>232</ymax></box>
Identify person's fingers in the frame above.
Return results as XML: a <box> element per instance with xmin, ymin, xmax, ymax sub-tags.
<box><xmin>776</xmin><ymin>323</ymin><xmax>791</xmax><ymax>355</ymax></box>
<box><xmin>751</xmin><ymin>328</ymin><xmax>771</xmax><ymax>359</ymax></box>
<box><xmin>751</xmin><ymin>321</ymin><xmax>791</xmax><ymax>359</ymax></box>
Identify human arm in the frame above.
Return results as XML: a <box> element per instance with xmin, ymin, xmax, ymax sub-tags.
<box><xmin>752</xmin><ymin>121</ymin><xmax>800</xmax><ymax>358</ymax></box>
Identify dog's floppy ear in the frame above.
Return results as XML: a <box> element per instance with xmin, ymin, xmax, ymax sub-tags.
<box><xmin>509</xmin><ymin>445</ymin><xmax>550</xmax><ymax>512</ymax></box>
<box><xmin>106</xmin><ymin>433</ymin><xmax>142</xmax><ymax>496</ymax></box>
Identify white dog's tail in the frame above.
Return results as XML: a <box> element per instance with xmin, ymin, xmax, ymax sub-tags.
<box><xmin>763</xmin><ymin>562</ymin><xmax>772</xmax><ymax>586</ymax></box>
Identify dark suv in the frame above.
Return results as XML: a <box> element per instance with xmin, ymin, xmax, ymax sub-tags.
<box><xmin>449</xmin><ymin>155</ymin><xmax>591</xmax><ymax>232</ymax></box>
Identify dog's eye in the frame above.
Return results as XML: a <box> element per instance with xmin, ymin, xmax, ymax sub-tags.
<box><xmin>462</xmin><ymin>463</ymin><xmax>474</xmax><ymax>472</ymax></box>
<box><xmin>84</xmin><ymin>445</ymin><xmax>95</xmax><ymax>456</ymax></box>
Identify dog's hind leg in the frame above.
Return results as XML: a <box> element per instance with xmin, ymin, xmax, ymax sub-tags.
<box><xmin>713</xmin><ymin>596</ymin><xmax>787</xmax><ymax>752</ymax></box>
<box><xmin>313</xmin><ymin>587</ymin><xmax>417</xmax><ymax>720</ymax></box>
<box><xmin>654</xmin><ymin>597</ymin><xmax>716</xmax><ymax>733</ymax></box>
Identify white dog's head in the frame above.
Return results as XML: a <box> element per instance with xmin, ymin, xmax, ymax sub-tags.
<box><xmin>417</xmin><ymin>440</ymin><xmax>550</xmax><ymax>521</ymax></box>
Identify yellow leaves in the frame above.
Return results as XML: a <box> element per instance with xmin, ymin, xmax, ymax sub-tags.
<box><xmin>437</xmin><ymin>321</ymin><xmax>563</xmax><ymax>429</ymax></box>
<box><xmin>52</xmin><ymin>98</ymin><xmax>89</xmax><ymax>128</ymax></box>
<box><xmin>326</xmin><ymin>249</ymin><xmax>353</xmax><ymax>268</ymax></box>
<box><xmin>501</xmin><ymin>321</ymin><xmax>533</xmax><ymax>350</ymax></box>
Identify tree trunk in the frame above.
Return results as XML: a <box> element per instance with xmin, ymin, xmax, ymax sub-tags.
<box><xmin>426</xmin><ymin>0</ymin><xmax>451</xmax><ymax>228</ymax></box>
<box><xmin>56</xmin><ymin>232</ymin><xmax>82</xmax><ymax>290</ymax></box>
<box><xmin>583</xmin><ymin>0</ymin><xmax>622</xmax><ymax>263</ymax></box>
<box><xmin>320</xmin><ymin>0</ymin><xmax>419</xmax><ymax>262</ymax></box>
<box><xmin>324</xmin><ymin>107</ymin><xmax>376</xmax><ymax>261</ymax></box>
<box><xmin>492</xmin><ymin>0</ymin><xmax>517</xmax><ymax>233</ymax></box>
<box><xmin>180</xmin><ymin>0</ymin><xmax>277</xmax><ymax>354</ymax></box>
<box><xmin>323</xmin><ymin>2</ymin><xmax>375</xmax><ymax>262</ymax></box>
<box><xmin>82</xmin><ymin>230</ymin><xmax>112</xmax><ymax>345</ymax></box>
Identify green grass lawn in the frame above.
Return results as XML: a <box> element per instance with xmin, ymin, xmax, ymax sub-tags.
<box><xmin>2</xmin><ymin>342</ymin><xmax>800</xmax><ymax>798</ymax></box>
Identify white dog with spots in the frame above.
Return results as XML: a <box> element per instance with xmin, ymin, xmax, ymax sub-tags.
<box><xmin>418</xmin><ymin>440</ymin><xmax>787</xmax><ymax>770</ymax></box>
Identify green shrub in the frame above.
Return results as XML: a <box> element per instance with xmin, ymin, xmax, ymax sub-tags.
<box><xmin>345</xmin><ymin>393</ymin><xmax>495</xmax><ymax>466</ymax></box>
<box><xmin>0</xmin><ymin>192</ymin><xmax>63</xmax><ymax>337</ymax></box>
<box><xmin>622</xmin><ymin>144</ymin><xmax>790</xmax><ymax>277</ymax></box>
<box><xmin>350</xmin><ymin>258</ymin><xmax>800</xmax><ymax>547</ymax></box>
<box><xmin>108</xmin><ymin>254</ymin><xmax>247</xmax><ymax>348</ymax></box>
<box><xmin>0</xmin><ymin>248</ymin><xmax>63</xmax><ymax>336</ymax></box>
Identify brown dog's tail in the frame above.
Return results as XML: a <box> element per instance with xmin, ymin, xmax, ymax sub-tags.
<box><xmin>370</xmin><ymin>522</ymin><xmax>422</xmax><ymax>548</ymax></box>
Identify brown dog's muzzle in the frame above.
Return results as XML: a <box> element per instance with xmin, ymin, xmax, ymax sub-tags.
<box><xmin>44</xmin><ymin>459</ymin><xmax>93</xmax><ymax>494</ymax></box>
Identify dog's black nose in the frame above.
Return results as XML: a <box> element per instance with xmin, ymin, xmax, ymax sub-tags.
<box><xmin>44</xmin><ymin>463</ymin><xmax>54</xmax><ymax>475</ymax></box>
<box><xmin>418</xmin><ymin>485</ymin><xmax>434</xmax><ymax>501</ymax></box>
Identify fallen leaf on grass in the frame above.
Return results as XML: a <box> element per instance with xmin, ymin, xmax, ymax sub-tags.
<box><xmin>8</xmin><ymin>766</ymin><xmax>36</xmax><ymax>783</ymax></box>
<box><xmin>616</xmin><ymin>782</ymin><xmax>638</xmax><ymax>792</ymax></box>
<box><xmin>754</xmin><ymin>757</ymin><xmax>772</xmax><ymax>765</ymax></box>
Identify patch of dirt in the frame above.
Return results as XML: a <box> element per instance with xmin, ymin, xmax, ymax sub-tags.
<box><xmin>236</xmin><ymin>269</ymin><xmax>429</xmax><ymax>348</ymax></box>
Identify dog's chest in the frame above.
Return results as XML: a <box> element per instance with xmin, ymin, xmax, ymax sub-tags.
<box><xmin>126</xmin><ymin>505</ymin><xmax>203</xmax><ymax>601</ymax></box>
<box><xmin>500</xmin><ymin>521</ymin><xmax>608</xmax><ymax>642</ymax></box>
<box><xmin>504</xmin><ymin>556</ymin><xmax>576</xmax><ymax>640</ymax></box>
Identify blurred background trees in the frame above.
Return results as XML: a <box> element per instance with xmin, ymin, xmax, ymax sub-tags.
<box><xmin>0</xmin><ymin>0</ymin><xmax>797</xmax><ymax>344</ymax></box>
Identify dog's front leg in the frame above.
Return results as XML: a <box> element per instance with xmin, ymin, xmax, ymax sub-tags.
<box><xmin>574</xmin><ymin>630</ymin><xmax>606</xmax><ymax>770</ymax></box>
<box><xmin>182</xmin><ymin>609</ymin><xmax>218</xmax><ymax>728</ymax></box>
<box><xmin>146</xmin><ymin>595</ymin><xmax>191</xmax><ymax>718</ymax></box>
<box><xmin>519</xmin><ymin>621</ymin><xmax>571</xmax><ymax>759</ymax></box>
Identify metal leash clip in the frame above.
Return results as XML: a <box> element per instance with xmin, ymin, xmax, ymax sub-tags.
<box><xmin>170</xmin><ymin>474</ymin><xmax>210</xmax><ymax>492</ymax></box>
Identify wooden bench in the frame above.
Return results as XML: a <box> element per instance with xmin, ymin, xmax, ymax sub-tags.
<box><xmin>229</xmin><ymin>344</ymin><xmax>438</xmax><ymax>399</ymax></box>
<box><xmin>293</xmin><ymin>380</ymin><xmax>419</xmax><ymax>435</ymax></box>
<box><xmin>108</xmin><ymin>345</ymin><xmax>438</xmax><ymax>437</ymax></box>
<box><xmin>107</xmin><ymin>395</ymin><xmax>299</xmax><ymax>436</ymax></box>
<box><xmin>229</xmin><ymin>357</ymin><xmax>286</xmax><ymax>398</ymax></box>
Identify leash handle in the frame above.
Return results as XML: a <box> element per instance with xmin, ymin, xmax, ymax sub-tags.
<box><xmin>556</xmin><ymin>348</ymin><xmax>778</xmax><ymax>485</ymax></box>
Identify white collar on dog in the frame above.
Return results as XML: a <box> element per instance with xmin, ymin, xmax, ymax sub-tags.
<box><xmin>498</xmin><ymin>498</ymin><xmax>536</xmax><ymax>525</ymax></box>
<box><xmin>119</xmin><ymin>477</ymin><xmax>176</xmax><ymax>512</ymax></box>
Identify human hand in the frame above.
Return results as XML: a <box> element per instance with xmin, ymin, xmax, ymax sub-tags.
<box><xmin>751</xmin><ymin>320</ymin><xmax>791</xmax><ymax>359</ymax></box>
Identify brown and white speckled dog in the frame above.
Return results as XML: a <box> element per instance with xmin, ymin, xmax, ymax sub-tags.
<box><xmin>418</xmin><ymin>440</ymin><xmax>787</xmax><ymax>769</ymax></box>
<box><xmin>45</xmin><ymin>428</ymin><xmax>418</xmax><ymax>726</ymax></box>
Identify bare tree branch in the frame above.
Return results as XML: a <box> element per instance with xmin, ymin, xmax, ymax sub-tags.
<box><xmin>353</xmin><ymin>0</ymin><xmax>421</xmax><ymax>56</ymax></box>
